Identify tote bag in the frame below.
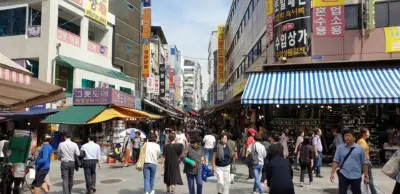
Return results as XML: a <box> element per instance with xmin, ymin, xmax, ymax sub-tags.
<box><xmin>381</xmin><ymin>153</ymin><xmax>400</xmax><ymax>179</ymax></box>
<box><xmin>136</xmin><ymin>142</ymin><xmax>147</xmax><ymax>171</ymax></box>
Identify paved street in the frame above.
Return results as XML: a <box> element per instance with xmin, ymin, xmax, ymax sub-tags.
<box><xmin>23</xmin><ymin>160</ymin><xmax>396</xmax><ymax>194</ymax></box>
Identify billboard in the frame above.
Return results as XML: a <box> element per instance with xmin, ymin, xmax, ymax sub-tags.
<box><xmin>273</xmin><ymin>0</ymin><xmax>311</xmax><ymax>59</ymax></box>
<box><xmin>85</xmin><ymin>0</ymin><xmax>109</xmax><ymax>26</ymax></box>
<box><xmin>142</xmin><ymin>8</ymin><xmax>151</xmax><ymax>39</ymax></box>
<box><xmin>143</xmin><ymin>0</ymin><xmax>151</xmax><ymax>7</ymax></box>
<box><xmin>73</xmin><ymin>88</ymin><xmax>135</xmax><ymax>108</ymax></box>
<box><xmin>141</xmin><ymin>43</ymin><xmax>150</xmax><ymax>77</ymax></box>
<box><xmin>159</xmin><ymin>64</ymin><xmax>166</xmax><ymax>97</ymax></box>
<box><xmin>266</xmin><ymin>0</ymin><xmax>274</xmax><ymax>44</ymax></box>
<box><xmin>384</xmin><ymin>27</ymin><xmax>400</xmax><ymax>53</ymax></box>
<box><xmin>312</xmin><ymin>6</ymin><xmax>345</xmax><ymax>37</ymax></box>
<box><xmin>217</xmin><ymin>25</ymin><xmax>225</xmax><ymax>84</ymax></box>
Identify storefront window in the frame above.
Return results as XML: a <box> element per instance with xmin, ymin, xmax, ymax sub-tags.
<box><xmin>81</xmin><ymin>79</ymin><xmax>95</xmax><ymax>88</ymax></box>
<box><xmin>108</xmin><ymin>84</ymin><xmax>115</xmax><ymax>88</ymax></box>
<box><xmin>55</xmin><ymin>64</ymin><xmax>73</xmax><ymax>97</ymax></box>
<box><xmin>389</xmin><ymin>2</ymin><xmax>400</xmax><ymax>26</ymax></box>
<box><xmin>345</xmin><ymin>5</ymin><xmax>360</xmax><ymax>29</ymax></box>
<box><xmin>0</xmin><ymin>7</ymin><xmax>27</xmax><ymax>37</ymax></box>
<box><xmin>58</xmin><ymin>17</ymin><xmax>80</xmax><ymax>36</ymax></box>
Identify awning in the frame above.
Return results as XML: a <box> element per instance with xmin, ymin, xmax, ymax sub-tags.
<box><xmin>87</xmin><ymin>106</ymin><xmax>149</xmax><ymax>124</ymax></box>
<box><xmin>57</xmin><ymin>56</ymin><xmax>135</xmax><ymax>83</ymax></box>
<box><xmin>42</xmin><ymin>106</ymin><xmax>107</xmax><ymax>124</ymax></box>
<box><xmin>0</xmin><ymin>109</ymin><xmax>59</xmax><ymax>119</ymax></box>
<box><xmin>143</xmin><ymin>99</ymin><xmax>182</xmax><ymax>119</ymax></box>
<box><xmin>242</xmin><ymin>68</ymin><xmax>400</xmax><ymax>104</ymax></box>
<box><xmin>130</xmin><ymin>109</ymin><xmax>164</xmax><ymax>120</ymax></box>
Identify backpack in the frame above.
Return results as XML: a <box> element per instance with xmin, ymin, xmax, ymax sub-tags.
<box><xmin>299</xmin><ymin>144</ymin><xmax>312</xmax><ymax>164</ymax></box>
<box><xmin>251</xmin><ymin>144</ymin><xmax>259</xmax><ymax>165</ymax></box>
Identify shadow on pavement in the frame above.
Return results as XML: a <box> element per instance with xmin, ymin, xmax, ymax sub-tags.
<box><xmin>119</xmin><ymin>189</ymin><xmax>166</xmax><ymax>194</ymax></box>
<box><xmin>49</xmin><ymin>188</ymin><xmax>86</xmax><ymax>194</ymax></box>
<box><xmin>53</xmin><ymin>180</ymin><xmax>85</xmax><ymax>187</ymax></box>
<box><xmin>323</xmin><ymin>188</ymin><xmax>339</xmax><ymax>194</ymax></box>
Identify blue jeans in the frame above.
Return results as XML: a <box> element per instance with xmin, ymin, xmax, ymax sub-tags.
<box><xmin>314</xmin><ymin>152</ymin><xmax>322</xmax><ymax>175</ymax></box>
<box><xmin>204</xmin><ymin>148</ymin><xmax>213</xmax><ymax>164</ymax></box>
<box><xmin>143</xmin><ymin>163</ymin><xmax>157</xmax><ymax>193</ymax></box>
<box><xmin>252</xmin><ymin>164</ymin><xmax>264</xmax><ymax>194</ymax></box>
<box><xmin>186</xmin><ymin>173</ymin><xmax>203</xmax><ymax>194</ymax></box>
<box><xmin>368</xmin><ymin>163</ymin><xmax>377</xmax><ymax>194</ymax></box>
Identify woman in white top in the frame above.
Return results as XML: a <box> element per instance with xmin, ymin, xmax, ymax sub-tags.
<box><xmin>280</xmin><ymin>129</ymin><xmax>290</xmax><ymax>158</ymax></box>
<box><xmin>143</xmin><ymin>134</ymin><xmax>161</xmax><ymax>194</ymax></box>
<box><xmin>293</xmin><ymin>129</ymin><xmax>305</xmax><ymax>170</ymax></box>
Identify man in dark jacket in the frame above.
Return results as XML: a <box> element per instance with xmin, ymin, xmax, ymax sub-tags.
<box><xmin>266</xmin><ymin>143</ymin><xmax>294</xmax><ymax>194</ymax></box>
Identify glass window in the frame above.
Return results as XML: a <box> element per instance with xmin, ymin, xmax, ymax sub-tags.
<box><xmin>0</xmin><ymin>7</ymin><xmax>27</xmax><ymax>37</ymax></box>
<box><xmin>82</xmin><ymin>79</ymin><xmax>95</xmax><ymax>88</ymax></box>
<box><xmin>55</xmin><ymin>64</ymin><xmax>73</xmax><ymax>96</ymax></box>
<box><xmin>247</xmin><ymin>8</ymin><xmax>250</xmax><ymax>19</ymax></box>
<box><xmin>389</xmin><ymin>2</ymin><xmax>400</xmax><ymax>26</ymax></box>
<box><xmin>248</xmin><ymin>51</ymin><xmax>253</xmax><ymax>65</ymax></box>
<box><xmin>375</xmin><ymin>3</ymin><xmax>389</xmax><ymax>28</ymax></box>
<box><xmin>261</xmin><ymin>33</ymin><xmax>267</xmax><ymax>50</ymax></box>
<box><xmin>58</xmin><ymin>17</ymin><xmax>80</xmax><ymax>35</ymax></box>
<box><xmin>29</xmin><ymin>8</ymin><xmax>41</xmax><ymax>26</ymax></box>
<box><xmin>250</xmin><ymin>0</ymin><xmax>254</xmax><ymax>12</ymax></box>
<box><xmin>26</xmin><ymin>60</ymin><xmax>39</xmax><ymax>78</ymax></box>
<box><xmin>108</xmin><ymin>84</ymin><xmax>115</xmax><ymax>88</ymax></box>
<box><xmin>345</xmin><ymin>5</ymin><xmax>360</xmax><ymax>29</ymax></box>
<box><xmin>120</xmin><ymin>87</ymin><xmax>132</xmax><ymax>94</ymax></box>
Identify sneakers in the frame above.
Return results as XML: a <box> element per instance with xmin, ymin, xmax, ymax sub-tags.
<box><xmin>150</xmin><ymin>190</ymin><xmax>155</xmax><ymax>194</ymax></box>
<box><xmin>300</xmin><ymin>182</ymin><xmax>304</xmax><ymax>187</ymax></box>
<box><xmin>316</xmin><ymin>174</ymin><xmax>324</xmax><ymax>178</ymax></box>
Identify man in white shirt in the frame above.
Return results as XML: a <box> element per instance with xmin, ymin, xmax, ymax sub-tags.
<box><xmin>143</xmin><ymin>134</ymin><xmax>161</xmax><ymax>194</ymax></box>
<box><xmin>81</xmin><ymin>136</ymin><xmax>101</xmax><ymax>194</ymax></box>
<box><xmin>203</xmin><ymin>131</ymin><xmax>216</xmax><ymax>165</ymax></box>
<box><xmin>174</xmin><ymin>129</ymin><xmax>188</xmax><ymax>148</ymax></box>
<box><xmin>57</xmin><ymin>134</ymin><xmax>80</xmax><ymax>194</ymax></box>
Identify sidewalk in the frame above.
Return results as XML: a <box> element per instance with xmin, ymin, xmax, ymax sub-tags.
<box><xmin>24</xmin><ymin>161</ymin><xmax>396</xmax><ymax>194</ymax></box>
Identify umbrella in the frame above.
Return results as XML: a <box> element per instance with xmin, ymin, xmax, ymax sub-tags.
<box><xmin>127</xmin><ymin>128</ymin><xmax>146</xmax><ymax>139</ymax></box>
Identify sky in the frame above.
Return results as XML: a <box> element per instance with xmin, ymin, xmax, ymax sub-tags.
<box><xmin>151</xmin><ymin>0</ymin><xmax>231</xmax><ymax>99</ymax></box>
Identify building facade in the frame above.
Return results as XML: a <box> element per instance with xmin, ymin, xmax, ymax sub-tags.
<box><xmin>182</xmin><ymin>58</ymin><xmax>202</xmax><ymax>111</ymax></box>
<box><xmin>207</xmin><ymin>31</ymin><xmax>218</xmax><ymax>105</ymax></box>
<box><xmin>0</xmin><ymin>0</ymin><xmax>135</xmax><ymax>107</ymax></box>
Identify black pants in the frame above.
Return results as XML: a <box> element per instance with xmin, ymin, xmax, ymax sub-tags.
<box><xmin>247</xmin><ymin>162</ymin><xmax>254</xmax><ymax>179</ymax></box>
<box><xmin>61</xmin><ymin>161</ymin><xmax>75</xmax><ymax>194</ymax></box>
<box><xmin>338</xmin><ymin>172</ymin><xmax>361</xmax><ymax>194</ymax></box>
<box><xmin>393</xmin><ymin>181</ymin><xmax>400</xmax><ymax>194</ymax></box>
<box><xmin>300</xmin><ymin>162</ymin><xmax>313</xmax><ymax>183</ymax></box>
<box><xmin>132</xmin><ymin>148</ymin><xmax>140</xmax><ymax>163</ymax></box>
<box><xmin>83</xmin><ymin>160</ymin><xmax>98</xmax><ymax>192</ymax></box>
<box><xmin>261</xmin><ymin>159</ymin><xmax>268</xmax><ymax>182</ymax></box>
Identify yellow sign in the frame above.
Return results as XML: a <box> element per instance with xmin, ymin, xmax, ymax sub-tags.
<box><xmin>217</xmin><ymin>25</ymin><xmax>225</xmax><ymax>84</ymax></box>
<box><xmin>266</xmin><ymin>0</ymin><xmax>273</xmax><ymax>15</ymax></box>
<box><xmin>142</xmin><ymin>8</ymin><xmax>151</xmax><ymax>39</ymax></box>
<box><xmin>85</xmin><ymin>0</ymin><xmax>109</xmax><ymax>25</ymax></box>
<box><xmin>233</xmin><ymin>78</ymin><xmax>247</xmax><ymax>96</ymax></box>
<box><xmin>385</xmin><ymin>27</ymin><xmax>400</xmax><ymax>53</ymax></box>
<box><xmin>142</xmin><ymin>43</ymin><xmax>150</xmax><ymax>77</ymax></box>
<box><xmin>312</xmin><ymin>0</ymin><xmax>344</xmax><ymax>7</ymax></box>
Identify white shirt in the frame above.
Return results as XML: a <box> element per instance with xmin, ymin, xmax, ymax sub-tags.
<box><xmin>57</xmin><ymin>139</ymin><xmax>80</xmax><ymax>162</ymax></box>
<box><xmin>144</xmin><ymin>142</ymin><xmax>161</xmax><ymax>164</ymax></box>
<box><xmin>251</xmin><ymin>142</ymin><xmax>267</xmax><ymax>165</ymax></box>
<box><xmin>203</xmin><ymin>135</ymin><xmax>216</xmax><ymax>149</ymax></box>
<box><xmin>174</xmin><ymin>133</ymin><xmax>187</xmax><ymax>145</ymax></box>
<box><xmin>81</xmin><ymin>141</ymin><xmax>101</xmax><ymax>160</ymax></box>
<box><xmin>0</xmin><ymin>140</ymin><xmax>8</xmax><ymax>158</ymax></box>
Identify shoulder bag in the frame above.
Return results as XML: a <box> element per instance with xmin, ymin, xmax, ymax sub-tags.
<box><xmin>381</xmin><ymin>151</ymin><xmax>400</xmax><ymax>179</ymax></box>
<box><xmin>336</xmin><ymin>147</ymin><xmax>355</xmax><ymax>177</ymax></box>
<box><xmin>136</xmin><ymin>142</ymin><xmax>147</xmax><ymax>171</ymax></box>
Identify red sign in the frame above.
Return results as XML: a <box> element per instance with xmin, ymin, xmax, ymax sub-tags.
<box><xmin>70</xmin><ymin>0</ymin><xmax>83</xmax><ymax>6</ymax></box>
<box><xmin>57</xmin><ymin>28</ymin><xmax>81</xmax><ymax>47</ymax></box>
<box><xmin>88</xmin><ymin>41</ymin><xmax>108</xmax><ymax>56</ymax></box>
<box><xmin>169</xmin><ymin>69</ymin><xmax>174</xmax><ymax>89</ymax></box>
<box><xmin>266</xmin><ymin>15</ymin><xmax>274</xmax><ymax>44</ymax></box>
<box><xmin>312</xmin><ymin>5</ymin><xmax>345</xmax><ymax>37</ymax></box>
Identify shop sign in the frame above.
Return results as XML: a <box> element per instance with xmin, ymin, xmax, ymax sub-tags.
<box><xmin>266</xmin><ymin>0</ymin><xmax>274</xmax><ymax>44</ymax></box>
<box><xmin>384</xmin><ymin>27</ymin><xmax>400</xmax><ymax>53</ymax></box>
<box><xmin>313</xmin><ymin>0</ymin><xmax>344</xmax><ymax>7</ymax></box>
<box><xmin>142</xmin><ymin>8</ymin><xmax>151</xmax><ymax>39</ymax></box>
<box><xmin>73</xmin><ymin>88</ymin><xmax>135</xmax><ymax>108</ymax></box>
<box><xmin>28</xmin><ymin>104</ymin><xmax>46</xmax><ymax>111</ymax></box>
<box><xmin>159</xmin><ymin>64</ymin><xmax>166</xmax><ymax>97</ymax></box>
<box><xmin>57</xmin><ymin>28</ymin><xmax>81</xmax><ymax>47</ymax></box>
<box><xmin>142</xmin><ymin>43</ymin><xmax>150</xmax><ymax>77</ymax></box>
<box><xmin>273</xmin><ymin>0</ymin><xmax>311</xmax><ymax>59</ymax></box>
<box><xmin>85</xmin><ymin>0</ymin><xmax>109</xmax><ymax>26</ymax></box>
<box><xmin>217</xmin><ymin>25</ymin><xmax>225</xmax><ymax>84</ymax></box>
<box><xmin>147</xmin><ymin>74</ymin><xmax>154</xmax><ymax>94</ymax></box>
<box><xmin>143</xmin><ymin>0</ymin><xmax>151</xmax><ymax>7</ymax></box>
<box><xmin>217</xmin><ymin>91</ymin><xmax>224</xmax><ymax>102</ymax></box>
<box><xmin>233</xmin><ymin>78</ymin><xmax>248</xmax><ymax>96</ymax></box>
<box><xmin>169</xmin><ymin>69</ymin><xmax>174</xmax><ymax>89</ymax></box>
<box><xmin>153</xmin><ymin>76</ymin><xmax>160</xmax><ymax>95</ymax></box>
<box><xmin>87</xmin><ymin>40</ymin><xmax>108</xmax><ymax>56</ymax></box>
<box><xmin>312</xmin><ymin>6</ymin><xmax>345</xmax><ymax>37</ymax></box>
<box><xmin>135</xmin><ymin>98</ymin><xmax>142</xmax><ymax>110</ymax></box>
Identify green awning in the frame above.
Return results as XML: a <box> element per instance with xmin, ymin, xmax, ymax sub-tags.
<box><xmin>41</xmin><ymin>106</ymin><xmax>107</xmax><ymax>124</ymax></box>
<box><xmin>57</xmin><ymin>56</ymin><xmax>135</xmax><ymax>83</ymax></box>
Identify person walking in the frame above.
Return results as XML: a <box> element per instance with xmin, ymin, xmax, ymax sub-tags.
<box><xmin>132</xmin><ymin>131</ymin><xmax>142</xmax><ymax>164</ymax></box>
<box><xmin>267</xmin><ymin>135</ymin><xmax>280</xmax><ymax>162</ymax></box>
<box><xmin>227</xmin><ymin>133</ymin><xmax>237</xmax><ymax>184</ymax></box>
<box><xmin>330</xmin><ymin>129</ymin><xmax>369</xmax><ymax>194</ymax></box>
<box><xmin>213</xmin><ymin>133</ymin><xmax>233</xmax><ymax>194</ymax></box>
<box><xmin>203</xmin><ymin>131</ymin><xmax>216</xmax><ymax>165</ymax></box>
<box><xmin>260</xmin><ymin>134</ymin><xmax>271</xmax><ymax>185</ymax></box>
<box><xmin>163</xmin><ymin>133</ymin><xmax>184</xmax><ymax>193</ymax></box>
<box><xmin>280</xmin><ymin>129</ymin><xmax>290</xmax><ymax>158</ymax></box>
<box><xmin>357</xmin><ymin>128</ymin><xmax>377</xmax><ymax>194</ymax></box>
<box><xmin>312</xmin><ymin>128</ymin><xmax>324</xmax><ymax>178</ymax></box>
<box><xmin>265</xmin><ymin>143</ymin><xmax>295</xmax><ymax>194</ymax></box>
<box><xmin>330</xmin><ymin>128</ymin><xmax>344</xmax><ymax>166</ymax></box>
<box><xmin>122</xmin><ymin>130</ymin><xmax>132</xmax><ymax>167</ymax></box>
<box><xmin>57</xmin><ymin>134</ymin><xmax>80</xmax><ymax>194</ymax></box>
<box><xmin>33</xmin><ymin>136</ymin><xmax>52</xmax><ymax>194</ymax></box>
<box><xmin>293</xmin><ymin>129</ymin><xmax>305</xmax><ymax>170</ymax></box>
<box><xmin>391</xmin><ymin>149</ymin><xmax>400</xmax><ymax>194</ymax></box>
<box><xmin>245</xmin><ymin>128</ymin><xmax>257</xmax><ymax>180</ymax></box>
<box><xmin>184</xmin><ymin>135</ymin><xmax>204</xmax><ymax>194</ymax></box>
<box><xmin>298</xmin><ymin>137</ymin><xmax>314</xmax><ymax>187</ymax></box>
<box><xmin>80</xmin><ymin>136</ymin><xmax>101</xmax><ymax>194</ymax></box>
<box><xmin>175</xmin><ymin>128</ymin><xmax>188</xmax><ymax>149</ymax></box>
<box><xmin>143</xmin><ymin>134</ymin><xmax>161</xmax><ymax>194</ymax></box>
<box><xmin>251</xmin><ymin>134</ymin><xmax>267</xmax><ymax>194</ymax></box>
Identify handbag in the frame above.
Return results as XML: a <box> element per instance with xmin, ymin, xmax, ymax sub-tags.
<box><xmin>136</xmin><ymin>142</ymin><xmax>147</xmax><ymax>171</ymax></box>
<box><xmin>381</xmin><ymin>152</ymin><xmax>400</xmax><ymax>179</ymax></box>
<box><xmin>336</xmin><ymin>147</ymin><xmax>355</xmax><ymax>176</ymax></box>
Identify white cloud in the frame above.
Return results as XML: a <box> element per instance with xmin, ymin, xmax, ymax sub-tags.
<box><xmin>152</xmin><ymin>0</ymin><xmax>230</xmax><ymax>100</ymax></box>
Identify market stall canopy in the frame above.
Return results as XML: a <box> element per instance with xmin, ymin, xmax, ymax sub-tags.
<box><xmin>87</xmin><ymin>106</ymin><xmax>149</xmax><ymax>124</ymax></box>
<box><xmin>204</xmin><ymin>95</ymin><xmax>241</xmax><ymax>115</ymax></box>
<box><xmin>0</xmin><ymin>109</ymin><xmax>59</xmax><ymax>119</ymax></box>
<box><xmin>143</xmin><ymin>99</ymin><xmax>183</xmax><ymax>119</ymax></box>
<box><xmin>241</xmin><ymin>68</ymin><xmax>400</xmax><ymax>104</ymax></box>
<box><xmin>0</xmin><ymin>53</ymin><xmax>64</xmax><ymax>110</ymax></box>
<box><xmin>42</xmin><ymin>106</ymin><xmax>107</xmax><ymax>124</ymax></box>
<box><xmin>129</xmin><ymin>109</ymin><xmax>163</xmax><ymax>120</ymax></box>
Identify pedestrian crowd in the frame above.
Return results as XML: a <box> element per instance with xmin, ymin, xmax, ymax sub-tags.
<box><xmin>28</xmin><ymin>124</ymin><xmax>400</xmax><ymax>194</ymax></box>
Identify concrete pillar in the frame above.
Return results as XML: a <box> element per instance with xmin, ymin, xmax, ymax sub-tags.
<box><xmin>80</xmin><ymin>17</ymin><xmax>89</xmax><ymax>51</ymax></box>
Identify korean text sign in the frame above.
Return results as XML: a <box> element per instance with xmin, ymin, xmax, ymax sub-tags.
<box><xmin>142</xmin><ymin>43</ymin><xmax>150</xmax><ymax>77</ymax></box>
<box><xmin>73</xmin><ymin>88</ymin><xmax>135</xmax><ymax>108</ymax></box>
<box><xmin>85</xmin><ymin>0</ymin><xmax>108</xmax><ymax>26</ymax></box>
<box><xmin>384</xmin><ymin>27</ymin><xmax>400</xmax><ymax>53</ymax></box>
<box><xmin>313</xmin><ymin>0</ymin><xmax>344</xmax><ymax>7</ymax></box>
<box><xmin>313</xmin><ymin>5</ymin><xmax>345</xmax><ymax>37</ymax></box>
<box><xmin>159</xmin><ymin>64</ymin><xmax>166</xmax><ymax>97</ymax></box>
<box><xmin>169</xmin><ymin>69</ymin><xmax>174</xmax><ymax>89</ymax></box>
<box><xmin>274</xmin><ymin>0</ymin><xmax>311</xmax><ymax>59</ymax></box>
<box><xmin>217</xmin><ymin>25</ymin><xmax>225</xmax><ymax>84</ymax></box>
<box><xmin>142</xmin><ymin>8</ymin><xmax>151</xmax><ymax>39</ymax></box>
<box><xmin>266</xmin><ymin>0</ymin><xmax>274</xmax><ymax>44</ymax></box>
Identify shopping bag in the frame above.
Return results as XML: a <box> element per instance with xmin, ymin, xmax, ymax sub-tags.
<box><xmin>136</xmin><ymin>142</ymin><xmax>147</xmax><ymax>171</ymax></box>
<box><xmin>29</xmin><ymin>168</ymin><xmax>36</xmax><ymax>179</ymax></box>
<box><xmin>361</xmin><ymin>184</ymin><xmax>370</xmax><ymax>194</ymax></box>
<box><xmin>381</xmin><ymin>153</ymin><xmax>400</xmax><ymax>179</ymax></box>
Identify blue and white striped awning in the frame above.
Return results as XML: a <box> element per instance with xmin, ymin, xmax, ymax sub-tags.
<box><xmin>241</xmin><ymin>68</ymin><xmax>400</xmax><ymax>104</ymax></box>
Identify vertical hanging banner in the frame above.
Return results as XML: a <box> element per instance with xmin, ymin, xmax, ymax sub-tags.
<box><xmin>142</xmin><ymin>43</ymin><xmax>150</xmax><ymax>77</ymax></box>
<box><xmin>153</xmin><ymin>76</ymin><xmax>159</xmax><ymax>95</ymax></box>
<box><xmin>266</xmin><ymin>0</ymin><xmax>274</xmax><ymax>44</ymax></box>
<box><xmin>169</xmin><ymin>69</ymin><xmax>174</xmax><ymax>89</ymax></box>
<box><xmin>217</xmin><ymin>25</ymin><xmax>225</xmax><ymax>84</ymax></box>
<box><xmin>142</xmin><ymin>8</ymin><xmax>151</xmax><ymax>39</ymax></box>
<box><xmin>312</xmin><ymin>0</ymin><xmax>345</xmax><ymax>37</ymax></box>
<box><xmin>159</xmin><ymin>64</ymin><xmax>166</xmax><ymax>97</ymax></box>
<box><xmin>147</xmin><ymin>74</ymin><xmax>154</xmax><ymax>94</ymax></box>
<box><xmin>274</xmin><ymin>0</ymin><xmax>311</xmax><ymax>59</ymax></box>
<box><xmin>85</xmin><ymin>0</ymin><xmax>109</xmax><ymax>26</ymax></box>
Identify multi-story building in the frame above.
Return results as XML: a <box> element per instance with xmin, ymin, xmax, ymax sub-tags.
<box><xmin>166</xmin><ymin>44</ymin><xmax>182</xmax><ymax>108</ymax></box>
<box><xmin>182</xmin><ymin>58</ymin><xmax>202</xmax><ymax>111</ymax></box>
<box><xmin>109</xmin><ymin>0</ymin><xmax>141</xmax><ymax>95</ymax></box>
<box><xmin>0</xmin><ymin>0</ymin><xmax>135</xmax><ymax>107</ymax></box>
<box><xmin>207</xmin><ymin>31</ymin><xmax>218</xmax><ymax>105</ymax></box>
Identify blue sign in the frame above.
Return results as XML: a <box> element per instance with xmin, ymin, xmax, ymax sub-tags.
<box><xmin>170</xmin><ymin>48</ymin><xmax>176</xmax><ymax>55</ymax></box>
<box><xmin>143</xmin><ymin>0</ymin><xmax>151</xmax><ymax>7</ymax></box>
<box><xmin>135</xmin><ymin>98</ymin><xmax>142</xmax><ymax>110</ymax></box>
<box><xmin>100</xmin><ymin>45</ymin><xmax>105</xmax><ymax>54</ymax></box>
<box><xmin>29</xmin><ymin>104</ymin><xmax>46</xmax><ymax>111</ymax></box>
<box><xmin>311</xmin><ymin>56</ymin><xmax>323</xmax><ymax>61</ymax></box>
